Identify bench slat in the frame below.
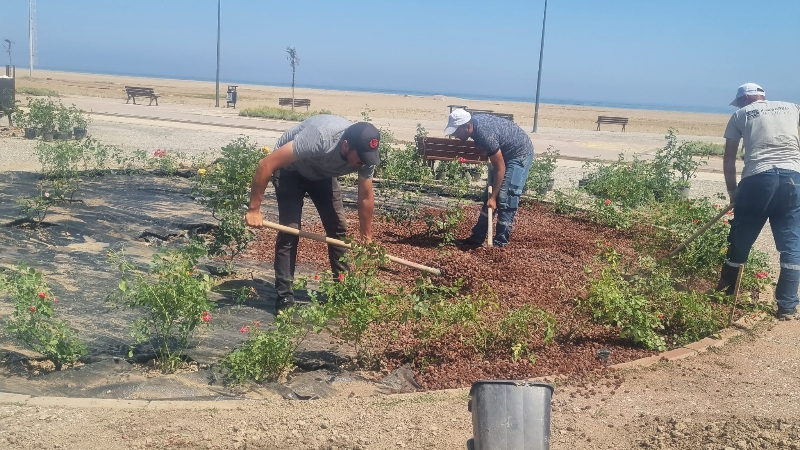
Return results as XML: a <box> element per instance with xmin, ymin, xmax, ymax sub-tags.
<box><xmin>416</xmin><ymin>137</ymin><xmax>488</xmax><ymax>163</ymax></box>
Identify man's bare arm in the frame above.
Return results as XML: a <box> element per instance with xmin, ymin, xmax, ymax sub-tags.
<box><xmin>357</xmin><ymin>175</ymin><xmax>375</xmax><ymax>242</ymax></box>
<box><xmin>487</xmin><ymin>151</ymin><xmax>505</xmax><ymax>210</ymax></box>
<box><xmin>723</xmin><ymin>138</ymin><xmax>740</xmax><ymax>202</ymax></box>
<box><xmin>245</xmin><ymin>143</ymin><xmax>298</xmax><ymax>227</ymax></box>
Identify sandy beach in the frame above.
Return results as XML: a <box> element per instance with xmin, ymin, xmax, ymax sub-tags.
<box><xmin>15</xmin><ymin>70</ymin><xmax>730</xmax><ymax>138</ymax></box>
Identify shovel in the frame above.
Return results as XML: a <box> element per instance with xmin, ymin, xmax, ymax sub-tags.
<box><xmin>259</xmin><ymin>220</ymin><xmax>441</xmax><ymax>276</ymax></box>
<box><xmin>486</xmin><ymin>186</ymin><xmax>493</xmax><ymax>248</ymax></box>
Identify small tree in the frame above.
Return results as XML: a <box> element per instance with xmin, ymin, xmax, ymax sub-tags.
<box><xmin>285</xmin><ymin>46</ymin><xmax>299</xmax><ymax>111</ymax></box>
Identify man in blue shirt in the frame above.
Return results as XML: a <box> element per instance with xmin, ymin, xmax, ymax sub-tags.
<box><xmin>444</xmin><ymin>109</ymin><xmax>535</xmax><ymax>247</ymax></box>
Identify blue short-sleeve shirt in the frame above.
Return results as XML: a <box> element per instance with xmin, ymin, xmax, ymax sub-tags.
<box><xmin>471</xmin><ymin>114</ymin><xmax>534</xmax><ymax>161</ymax></box>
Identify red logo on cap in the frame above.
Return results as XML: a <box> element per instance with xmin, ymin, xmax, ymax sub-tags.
<box><xmin>369</xmin><ymin>139</ymin><xmax>379</xmax><ymax>149</ymax></box>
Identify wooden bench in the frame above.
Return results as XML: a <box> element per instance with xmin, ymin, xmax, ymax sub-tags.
<box><xmin>465</xmin><ymin>108</ymin><xmax>514</xmax><ymax>123</ymax></box>
<box><xmin>416</xmin><ymin>136</ymin><xmax>487</xmax><ymax>170</ymax></box>
<box><xmin>125</xmin><ymin>86</ymin><xmax>160</xmax><ymax>106</ymax></box>
<box><xmin>596</xmin><ymin>115</ymin><xmax>628</xmax><ymax>131</ymax></box>
<box><xmin>278</xmin><ymin>97</ymin><xmax>311</xmax><ymax>110</ymax></box>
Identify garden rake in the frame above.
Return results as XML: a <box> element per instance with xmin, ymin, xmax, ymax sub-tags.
<box><xmin>259</xmin><ymin>220</ymin><xmax>442</xmax><ymax>276</ymax></box>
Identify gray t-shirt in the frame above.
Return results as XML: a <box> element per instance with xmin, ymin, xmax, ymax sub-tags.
<box><xmin>471</xmin><ymin>114</ymin><xmax>534</xmax><ymax>161</ymax></box>
<box><xmin>724</xmin><ymin>100</ymin><xmax>800</xmax><ymax>179</ymax></box>
<box><xmin>277</xmin><ymin>115</ymin><xmax>376</xmax><ymax>180</ymax></box>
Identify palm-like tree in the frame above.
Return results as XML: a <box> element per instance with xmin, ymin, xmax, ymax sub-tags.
<box><xmin>285</xmin><ymin>46</ymin><xmax>299</xmax><ymax>111</ymax></box>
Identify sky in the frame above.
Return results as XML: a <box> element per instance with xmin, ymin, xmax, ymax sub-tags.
<box><xmin>0</xmin><ymin>0</ymin><xmax>799</xmax><ymax>113</ymax></box>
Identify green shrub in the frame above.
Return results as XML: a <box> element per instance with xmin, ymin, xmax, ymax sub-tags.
<box><xmin>681</xmin><ymin>141</ymin><xmax>725</xmax><ymax>156</ymax></box>
<box><xmin>0</xmin><ymin>264</ymin><xmax>86</xmax><ymax>370</ymax></box>
<box><xmin>109</xmin><ymin>241</ymin><xmax>214</xmax><ymax>372</ymax></box>
<box><xmin>238</xmin><ymin>106</ymin><xmax>331</xmax><ymax>121</ymax></box>
<box><xmin>526</xmin><ymin>148</ymin><xmax>558</xmax><ymax>196</ymax></box>
<box><xmin>220</xmin><ymin>301</ymin><xmax>328</xmax><ymax>384</ymax></box>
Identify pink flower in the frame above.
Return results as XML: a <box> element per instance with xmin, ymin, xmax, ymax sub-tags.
<box><xmin>240</xmin><ymin>326</ymin><xmax>247</xmax><ymax>334</ymax></box>
<box><xmin>755</xmin><ymin>272</ymin><xmax>768</xmax><ymax>279</ymax></box>
<box><xmin>53</xmin><ymin>298</ymin><xmax>57</xmax><ymax>303</ymax></box>
<box><xmin>724</xmin><ymin>220</ymin><xmax>729</xmax><ymax>225</ymax></box>
<box><xmin>38</xmin><ymin>292</ymin><xmax>46</xmax><ymax>299</ymax></box>
<box><xmin>29</xmin><ymin>306</ymin><xmax>36</xmax><ymax>313</ymax></box>
<box><xmin>338</xmin><ymin>273</ymin><xmax>345</xmax><ymax>282</ymax></box>
<box><xmin>153</xmin><ymin>149</ymin><xmax>167</xmax><ymax>158</ymax></box>
<box><xmin>44</xmin><ymin>192</ymin><xmax>50</xmax><ymax>198</ymax></box>
<box><xmin>255</xmin><ymin>321</ymin><xmax>260</xmax><ymax>327</ymax></box>
<box><xmin>201</xmin><ymin>312</ymin><xmax>211</xmax><ymax>322</ymax></box>
<box><xmin>626</xmin><ymin>166</ymin><xmax>631</xmax><ymax>170</ymax></box>
<box><xmin>604</xmin><ymin>199</ymin><xmax>611</xmax><ymax>206</ymax></box>
<box><xmin>458</xmin><ymin>157</ymin><xmax>466</xmax><ymax>164</ymax></box>
<box><xmin>714</xmin><ymin>204</ymin><xmax>719</xmax><ymax>209</ymax></box>
<box><xmin>693</xmin><ymin>219</ymin><xmax>699</xmax><ymax>224</ymax></box>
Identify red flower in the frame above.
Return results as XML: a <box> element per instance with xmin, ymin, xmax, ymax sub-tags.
<box><xmin>38</xmin><ymin>292</ymin><xmax>46</xmax><ymax>299</ymax></box>
<box><xmin>755</xmin><ymin>272</ymin><xmax>768</xmax><ymax>279</ymax></box>
<box><xmin>714</xmin><ymin>204</ymin><xmax>719</xmax><ymax>209</ymax></box>
<box><xmin>658</xmin><ymin>314</ymin><xmax>664</xmax><ymax>320</ymax></box>
<box><xmin>338</xmin><ymin>273</ymin><xmax>345</xmax><ymax>282</ymax></box>
<box><xmin>240</xmin><ymin>326</ymin><xmax>247</xmax><ymax>334</ymax></box>
<box><xmin>458</xmin><ymin>157</ymin><xmax>466</xmax><ymax>164</ymax></box>
<box><xmin>369</xmin><ymin>139</ymin><xmax>379</xmax><ymax>149</ymax></box>
<box><xmin>314</xmin><ymin>275</ymin><xmax>320</xmax><ymax>280</ymax></box>
<box><xmin>604</xmin><ymin>199</ymin><xmax>611</xmax><ymax>206</ymax></box>
<box><xmin>201</xmin><ymin>312</ymin><xmax>211</xmax><ymax>322</ymax></box>
<box><xmin>693</xmin><ymin>219</ymin><xmax>699</xmax><ymax>224</ymax></box>
<box><xmin>153</xmin><ymin>149</ymin><xmax>167</xmax><ymax>158</ymax></box>
<box><xmin>724</xmin><ymin>220</ymin><xmax>729</xmax><ymax>225</ymax></box>
<box><xmin>255</xmin><ymin>321</ymin><xmax>260</xmax><ymax>327</ymax></box>
<box><xmin>626</xmin><ymin>166</ymin><xmax>631</xmax><ymax>170</ymax></box>
<box><xmin>53</xmin><ymin>298</ymin><xmax>57</xmax><ymax>303</ymax></box>
<box><xmin>29</xmin><ymin>306</ymin><xmax>36</xmax><ymax>313</ymax></box>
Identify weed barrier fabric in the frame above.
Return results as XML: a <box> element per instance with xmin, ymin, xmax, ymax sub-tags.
<box><xmin>0</xmin><ymin>171</ymin><xmax>362</xmax><ymax>399</ymax></box>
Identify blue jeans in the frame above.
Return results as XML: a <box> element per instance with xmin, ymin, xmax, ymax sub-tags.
<box><xmin>468</xmin><ymin>153</ymin><xmax>534</xmax><ymax>247</ymax></box>
<box><xmin>725</xmin><ymin>168</ymin><xmax>800</xmax><ymax>314</ymax></box>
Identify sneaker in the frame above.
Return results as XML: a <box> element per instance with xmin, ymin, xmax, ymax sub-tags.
<box><xmin>455</xmin><ymin>237</ymin><xmax>483</xmax><ymax>246</ymax></box>
<box><xmin>776</xmin><ymin>310</ymin><xmax>800</xmax><ymax>321</ymax></box>
<box><xmin>275</xmin><ymin>296</ymin><xmax>296</xmax><ymax>314</ymax></box>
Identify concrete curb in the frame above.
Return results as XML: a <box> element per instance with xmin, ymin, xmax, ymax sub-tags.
<box><xmin>0</xmin><ymin>289</ymin><xmax>775</xmax><ymax>410</ymax></box>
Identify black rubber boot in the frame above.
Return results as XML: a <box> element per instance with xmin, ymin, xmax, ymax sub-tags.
<box><xmin>715</xmin><ymin>264</ymin><xmax>740</xmax><ymax>296</ymax></box>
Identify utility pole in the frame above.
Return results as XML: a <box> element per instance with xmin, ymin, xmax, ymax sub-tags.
<box><xmin>215</xmin><ymin>0</ymin><xmax>221</xmax><ymax>107</ymax></box>
<box><xmin>532</xmin><ymin>0</ymin><xmax>547</xmax><ymax>133</ymax></box>
<box><xmin>29</xmin><ymin>0</ymin><xmax>35</xmax><ymax>80</ymax></box>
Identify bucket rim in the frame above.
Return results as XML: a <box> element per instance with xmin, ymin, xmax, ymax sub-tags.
<box><xmin>469</xmin><ymin>380</ymin><xmax>554</xmax><ymax>396</ymax></box>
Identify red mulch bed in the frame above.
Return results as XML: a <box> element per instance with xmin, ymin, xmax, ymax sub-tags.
<box><xmin>242</xmin><ymin>202</ymin><xmax>658</xmax><ymax>389</ymax></box>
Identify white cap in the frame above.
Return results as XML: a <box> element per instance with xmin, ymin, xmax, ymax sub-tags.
<box><xmin>444</xmin><ymin>109</ymin><xmax>472</xmax><ymax>135</ymax></box>
<box><xmin>730</xmin><ymin>83</ymin><xmax>765</xmax><ymax>106</ymax></box>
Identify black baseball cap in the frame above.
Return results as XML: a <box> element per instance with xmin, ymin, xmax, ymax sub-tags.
<box><xmin>341</xmin><ymin>122</ymin><xmax>381</xmax><ymax>167</ymax></box>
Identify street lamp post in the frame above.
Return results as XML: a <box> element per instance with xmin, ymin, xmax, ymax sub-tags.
<box><xmin>532</xmin><ymin>0</ymin><xmax>548</xmax><ymax>133</ymax></box>
<box><xmin>215</xmin><ymin>0</ymin><xmax>221</xmax><ymax>107</ymax></box>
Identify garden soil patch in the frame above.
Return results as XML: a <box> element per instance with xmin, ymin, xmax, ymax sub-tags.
<box><xmin>244</xmin><ymin>202</ymin><xmax>659</xmax><ymax>389</ymax></box>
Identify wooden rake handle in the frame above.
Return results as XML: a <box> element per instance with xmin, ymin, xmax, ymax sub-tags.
<box><xmin>260</xmin><ymin>220</ymin><xmax>442</xmax><ymax>276</ymax></box>
<box><xmin>666</xmin><ymin>203</ymin><xmax>733</xmax><ymax>258</ymax></box>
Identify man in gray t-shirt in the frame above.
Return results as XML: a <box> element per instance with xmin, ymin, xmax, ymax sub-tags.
<box><xmin>716</xmin><ymin>83</ymin><xmax>800</xmax><ymax>320</ymax></box>
<box><xmin>245</xmin><ymin>115</ymin><xmax>381</xmax><ymax>312</ymax></box>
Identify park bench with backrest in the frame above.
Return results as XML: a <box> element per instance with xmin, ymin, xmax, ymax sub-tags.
<box><xmin>278</xmin><ymin>98</ymin><xmax>311</xmax><ymax>110</ymax></box>
<box><xmin>596</xmin><ymin>115</ymin><xmax>628</xmax><ymax>131</ymax></box>
<box><xmin>465</xmin><ymin>108</ymin><xmax>515</xmax><ymax>123</ymax></box>
<box><xmin>416</xmin><ymin>136</ymin><xmax>487</xmax><ymax>169</ymax></box>
<box><xmin>124</xmin><ymin>86</ymin><xmax>160</xmax><ymax>106</ymax></box>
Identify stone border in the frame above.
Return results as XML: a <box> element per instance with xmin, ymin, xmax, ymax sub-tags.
<box><xmin>0</xmin><ymin>287</ymin><xmax>775</xmax><ymax>410</ymax></box>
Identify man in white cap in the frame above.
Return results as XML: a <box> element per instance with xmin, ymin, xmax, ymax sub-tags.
<box><xmin>715</xmin><ymin>83</ymin><xmax>800</xmax><ymax>320</ymax></box>
<box><xmin>444</xmin><ymin>109</ymin><xmax>534</xmax><ymax>247</ymax></box>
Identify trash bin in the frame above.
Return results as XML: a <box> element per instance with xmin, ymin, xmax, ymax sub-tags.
<box><xmin>467</xmin><ymin>380</ymin><xmax>554</xmax><ymax>450</ymax></box>
<box><xmin>226</xmin><ymin>85</ymin><xmax>238</xmax><ymax>108</ymax></box>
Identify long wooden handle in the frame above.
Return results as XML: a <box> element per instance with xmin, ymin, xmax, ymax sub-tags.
<box><xmin>260</xmin><ymin>220</ymin><xmax>441</xmax><ymax>276</ymax></box>
<box><xmin>666</xmin><ymin>203</ymin><xmax>733</xmax><ymax>258</ymax></box>
<box><xmin>487</xmin><ymin>186</ymin><xmax>493</xmax><ymax>248</ymax></box>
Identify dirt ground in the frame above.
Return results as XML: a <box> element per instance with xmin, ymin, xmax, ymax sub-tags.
<box><xmin>1</xmin><ymin>318</ymin><xmax>797</xmax><ymax>449</ymax></box>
